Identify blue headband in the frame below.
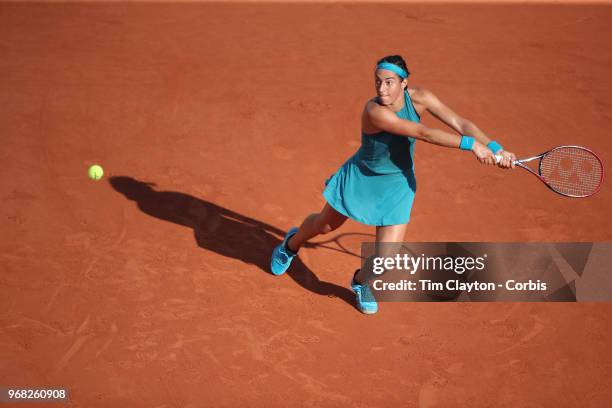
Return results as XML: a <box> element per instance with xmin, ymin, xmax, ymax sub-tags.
<box><xmin>376</xmin><ymin>62</ymin><xmax>408</xmax><ymax>79</ymax></box>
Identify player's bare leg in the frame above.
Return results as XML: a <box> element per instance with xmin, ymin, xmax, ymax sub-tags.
<box><xmin>286</xmin><ymin>203</ymin><xmax>347</xmax><ymax>253</ymax></box>
<box><xmin>271</xmin><ymin>204</ymin><xmax>347</xmax><ymax>276</ymax></box>
<box><xmin>354</xmin><ymin>223</ymin><xmax>408</xmax><ymax>284</ymax></box>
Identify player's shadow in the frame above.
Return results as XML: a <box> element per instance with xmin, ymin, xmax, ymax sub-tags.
<box><xmin>109</xmin><ymin>176</ymin><xmax>354</xmax><ymax>307</ymax></box>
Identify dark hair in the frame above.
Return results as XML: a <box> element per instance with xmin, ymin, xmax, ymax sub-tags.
<box><xmin>377</xmin><ymin>55</ymin><xmax>410</xmax><ymax>79</ymax></box>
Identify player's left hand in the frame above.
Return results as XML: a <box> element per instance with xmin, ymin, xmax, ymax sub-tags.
<box><xmin>496</xmin><ymin>150</ymin><xmax>516</xmax><ymax>169</ymax></box>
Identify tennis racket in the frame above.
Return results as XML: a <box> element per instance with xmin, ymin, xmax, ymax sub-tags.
<box><xmin>495</xmin><ymin>146</ymin><xmax>604</xmax><ymax>197</ymax></box>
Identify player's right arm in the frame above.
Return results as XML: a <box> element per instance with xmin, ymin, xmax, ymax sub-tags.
<box><xmin>363</xmin><ymin>102</ymin><xmax>495</xmax><ymax>164</ymax></box>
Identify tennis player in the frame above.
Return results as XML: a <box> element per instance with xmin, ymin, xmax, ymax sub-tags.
<box><xmin>270</xmin><ymin>55</ymin><xmax>516</xmax><ymax>314</ymax></box>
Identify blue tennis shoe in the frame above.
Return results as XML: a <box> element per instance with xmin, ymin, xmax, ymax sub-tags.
<box><xmin>350</xmin><ymin>270</ymin><xmax>378</xmax><ymax>314</ymax></box>
<box><xmin>270</xmin><ymin>227</ymin><xmax>299</xmax><ymax>276</ymax></box>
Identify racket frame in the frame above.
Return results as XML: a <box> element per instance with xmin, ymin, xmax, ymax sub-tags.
<box><xmin>510</xmin><ymin>145</ymin><xmax>605</xmax><ymax>198</ymax></box>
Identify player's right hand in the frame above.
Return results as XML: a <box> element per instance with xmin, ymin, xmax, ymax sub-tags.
<box><xmin>495</xmin><ymin>150</ymin><xmax>516</xmax><ymax>169</ymax></box>
<box><xmin>472</xmin><ymin>142</ymin><xmax>496</xmax><ymax>165</ymax></box>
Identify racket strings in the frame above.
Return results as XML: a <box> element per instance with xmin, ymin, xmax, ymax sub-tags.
<box><xmin>540</xmin><ymin>147</ymin><xmax>603</xmax><ymax>197</ymax></box>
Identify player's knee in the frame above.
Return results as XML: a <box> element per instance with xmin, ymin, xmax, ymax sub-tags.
<box><xmin>315</xmin><ymin>214</ymin><xmax>334</xmax><ymax>235</ymax></box>
<box><xmin>319</xmin><ymin>218</ymin><xmax>344</xmax><ymax>234</ymax></box>
<box><xmin>315</xmin><ymin>210</ymin><xmax>345</xmax><ymax>235</ymax></box>
<box><xmin>319</xmin><ymin>223</ymin><xmax>333</xmax><ymax>234</ymax></box>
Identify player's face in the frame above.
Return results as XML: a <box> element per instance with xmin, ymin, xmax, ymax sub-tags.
<box><xmin>375</xmin><ymin>69</ymin><xmax>406</xmax><ymax>106</ymax></box>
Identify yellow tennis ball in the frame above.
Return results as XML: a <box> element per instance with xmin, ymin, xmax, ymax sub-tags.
<box><xmin>88</xmin><ymin>164</ymin><xmax>104</xmax><ymax>180</ymax></box>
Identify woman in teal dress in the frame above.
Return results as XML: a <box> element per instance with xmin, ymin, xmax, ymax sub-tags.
<box><xmin>270</xmin><ymin>55</ymin><xmax>516</xmax><ymax>314</ymax></box>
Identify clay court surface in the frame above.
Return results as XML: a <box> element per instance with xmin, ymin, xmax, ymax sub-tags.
<box><xmin>1</xmin><ymin>1</ymin><xmax>612</xmax><ymax>407</ymax></box>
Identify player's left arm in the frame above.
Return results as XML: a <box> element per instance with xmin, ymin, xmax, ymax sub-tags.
<box><xmin>414</xmin><ymin>88</ymin><xmax>516</xmax><ymax>168</ymax></box>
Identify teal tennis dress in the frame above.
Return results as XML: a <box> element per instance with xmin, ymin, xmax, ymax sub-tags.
<box><xmin>323</xmin><ymin>90</ymin><xmax>419</xmax><ymax>226</ymax></box>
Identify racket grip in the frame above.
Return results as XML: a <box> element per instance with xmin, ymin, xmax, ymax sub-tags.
<box><xmin>495</xmin><ymin>154</ymin><xmax>517</xmax><ymax>165</ymax></box>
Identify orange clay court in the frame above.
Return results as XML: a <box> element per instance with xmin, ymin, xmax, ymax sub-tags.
<box><xmin>1</xmin><ymin>1</ymin><xmax>612</xmax><ymax>407</ymax></box>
